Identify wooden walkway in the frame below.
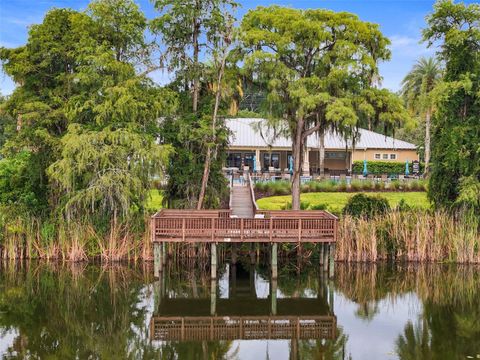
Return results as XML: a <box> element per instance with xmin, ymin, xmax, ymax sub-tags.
<box><xmin>231</xmin><ymin>185</ymin><xmax>254</xmax><ymax>218</ymax></box>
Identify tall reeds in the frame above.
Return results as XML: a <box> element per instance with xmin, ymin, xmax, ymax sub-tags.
<box><xmin>1</xmin><ymin>208</ymin><xmax>477</xmax><ymax>263</ymax></box>
<box><xmin>337</xmin><ymin>210</ymin><xmax>480</xmax><ymax>263</ymax></box>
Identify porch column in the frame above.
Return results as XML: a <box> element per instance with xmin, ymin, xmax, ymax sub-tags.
<box><xmin>255</xmin><ymin>149</ymin><xmax>261</xmax><ymax>172</ymax></box>
<box><xmin>302</xmin><ymin>148</ymin><xmax>310</xmax><ymax>175</ymax></box>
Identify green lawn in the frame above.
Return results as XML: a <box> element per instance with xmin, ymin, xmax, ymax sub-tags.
<box><xmin>256</xmin><ymin>192</ymin><xmax>430</xmax><ymax>213</ymax></box>
<box><xmin>147</xmin><ymin>189</ymin><xmax>163</xmax><ymax>212</ymax></box>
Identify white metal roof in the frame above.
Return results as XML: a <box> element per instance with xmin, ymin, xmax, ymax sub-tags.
<box><xmin>226</xmin><ymin>118</ymin><xmax>417</xmax><ymax>150</ymax></box>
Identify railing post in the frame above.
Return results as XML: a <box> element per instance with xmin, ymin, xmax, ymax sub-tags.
<box><xmin>211</xmin><ymin>217</ymin><xmax>215</xmax><ymax>242</ymax></box>
<box><xmin>298</xmin><ymin>218</ymin><xmax>302</xmax><ymax>242</ymax></box>
<box><xmin>269</xmin><ymin>218</ymin><xmax>273</xmax><ymax>242</ymax></box>
<box><xmin>182</xmin><ymin>218</ymin><xmax>186</xmax><ymax>242</ymax></box>
<box><xmin>241</xmin><ymin>218</ymin><xmax>244</xmax><ymax>241</ymax></box>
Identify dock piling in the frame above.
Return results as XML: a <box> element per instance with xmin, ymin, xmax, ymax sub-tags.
<box><xmin>271</xmin><ymin>243</ymin><xmax>278</xmax><ymax>279</ymax></box>
<box><xmin>211</xmin><ymin>243</ymin><xmax>217</xmax><ymax>280</ymax></box>
<box><xmin>154</xmin><ymin>242</ymin><xmax>162</xmax><ymax>278</ymax></box>
<box><xmin>329</xmin><ymin>243</ymin><xmax>336</xmax><ymax>278</ymax></box>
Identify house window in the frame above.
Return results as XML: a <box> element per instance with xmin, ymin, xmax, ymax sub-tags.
<box><xmin>390</xmin><ymin>154</ymin><xmax>397</xmax><ymax>160</ymax></box>
<box><xmin>244</xmin><ymin>153</ymin><xmax>255</xmax><ymax>169</ymax></box>
<box><xmin>263</xmin><ymin>153</ymin><xmax>280</xmax><ymax>170</ymax></box>
<box><xmin>227</xmin><ymin>153</ymin><xmax>241</xmax><ymax>168</ymax></box>
<box><xmin>382</xmin><ymin>154</ymin><xmax>389</xmax><ymax>160</ymax></box>
<box><xmin>374</xmin><ymin>153</ymin><xmax>381</xmax><ymax>160</ymax></box>
<box><xmin>326</xmin><ymin>151</ymin><xmax>347</xmax><ymax>159</ymax></box>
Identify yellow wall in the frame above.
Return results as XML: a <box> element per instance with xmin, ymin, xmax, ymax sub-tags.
<box><xmin>352</xmin><ymin>149</ymin><xmax>419</xmax><ymax>162</ymax></box>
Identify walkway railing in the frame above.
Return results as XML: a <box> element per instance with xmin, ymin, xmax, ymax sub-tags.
<box><xmin>247</xmin><ymin>172</ymin><xmax>259</xmax><ymax>212</ymax></box>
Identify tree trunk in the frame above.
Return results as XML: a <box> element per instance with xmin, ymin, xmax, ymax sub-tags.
<box><xmin>192</xmin><ymin>0</ymin><xmax>200</xmax><ymax>113</ymax></box>
<box><xmin>318</xmin><ymin>131</ymin><xmax>325</xmax><ymax>178</ymax></box>
<box><xmin>197</xmin><ymin>41</ymin><xmax>228</xmax><ymax>209</ymax></box>
<box><xmin>424</xmin><ymin>109</ymin><xmax>431</xmax><ymax>175</ymax></box>
<box><xmin>291</xmin><ymin>117</ymin><xmax>305</xmax><ymax>210</ymax></box>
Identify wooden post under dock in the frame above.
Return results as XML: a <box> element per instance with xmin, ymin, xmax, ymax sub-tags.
<box><xmin>271</xmin><ymin>243</ymin><xmax>278</xmax><ymax>280</ymax></box>
<box><xmin>211</xmin><ymin>243</ymin><xmax>217</xmax><ymax>280</ymax></box>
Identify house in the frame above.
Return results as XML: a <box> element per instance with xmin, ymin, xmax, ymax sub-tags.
<box><xmin>225</xmin><ymin>118</ymin><xmax>418</xmax><ymax>175</ymax></box>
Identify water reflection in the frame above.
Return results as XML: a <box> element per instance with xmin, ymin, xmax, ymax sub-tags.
<box><xmin>0</xmin><ymin>261</ymin><xmax>479</xmax><ymax>359</ymax></box>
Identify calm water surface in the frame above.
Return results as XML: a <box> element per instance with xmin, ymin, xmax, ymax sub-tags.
<box><xmin>0</xmin><ymin>260</ymin><xmax>479</xmax><ymax>359</ymax></box>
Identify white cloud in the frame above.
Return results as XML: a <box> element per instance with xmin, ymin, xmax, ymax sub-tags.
<box><xmin>389</xmin><ymin>35</ymin><xmax>434</xmax><ymax>57</ymax></box>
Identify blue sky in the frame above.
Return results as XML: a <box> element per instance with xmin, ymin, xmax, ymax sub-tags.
<box><xmin>0</xmin><ymin>0</ymin><xmax>474</xmax><ymax>95</ymax></box>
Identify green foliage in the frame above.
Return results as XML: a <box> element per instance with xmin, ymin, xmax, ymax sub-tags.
<box><xmin>255</xmin><ymin>180</ymin><xmax>290</xmax><ymax>196</ymax></box>
<box><xmin>423</xmin><ymin>1</ymin><xmax>480</xmax><ymax>212</ymax></box>
<box><xmin>161</xmin><ymin>115</ymin><xmax>229</xmax><ymax>208</ymax></box>
<box><xmin>282</xmin><ymin>201</ymin><xmax>310</xmax><ymax>210</ymax></box>
<box><xmin>48</xmin><ymin>125</ymin><xmax>171</xmax><ymax>222</ymax></box>
<box><xmin>0</xmin><ymin>151</ymin><xmax>45</xmax><ymax>211</ymax></box>
<box><xmin>257</xmin><ymin>192</ymin><xmax>429</xmax><ymax>213</ymax></box>
<box><xmin>0</xmin><ymin>0</ymin><xmax>175</xmax><ymax>256</ymax></box>
<box><xmin>239</xmin><ymin>5</ymin><xmax>410</xmax><ymax>209</ymax></box>
<box><xmin>343</xmin><ymin>193</ymin><xmax>391</xmax><ymax>218</ymax></box>
<box><xmin>352</xmin><ymin>160</ymin><xmax>425</xmax><ymax>175</ymax></box>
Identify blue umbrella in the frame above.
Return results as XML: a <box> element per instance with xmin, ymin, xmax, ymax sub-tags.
<box><xmin>253</xmin><ymin>155</ymin><xmax>257</xmax><ymax>173</ymax></box>
<box><xmin>363</xmin><ymin>159</ymin><xmax>368</xmax><ymax>176</ymax></box>
<box><xmin>405</xmin><ymin>160</ymin><xmax>410</xmax><ymax>176</ymax></box>
<box><xmin>289</xmin><ymin>156</ymin><xmax>294</xmax><ymax>175</ymax></box>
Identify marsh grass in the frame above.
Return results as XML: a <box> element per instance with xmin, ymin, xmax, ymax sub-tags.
<box><xmin>337</xmin><ymin>210</ymin><xmax>480</xmax><ymax>263</ymax></box>
<box><xmin>335</xmin><ymin>263</ymin><xmax>480</xmax><ymax>306</ymax></box>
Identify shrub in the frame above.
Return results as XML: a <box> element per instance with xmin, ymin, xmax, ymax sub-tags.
<box><xmin>350</xmin><ymin>180</ymin><xmax>363</xmax><ymax>191</ymax></box>
<box><xmin>255</xmin><ymin>181</ymin><xmax>290</xmax><ymax>195</ymax></box>
<box><xmin>343</xmin><ymin>193</ymin><xmax>391</xmax><ymax>218</ymax></box>
<box><xmin>309</xmin><ymin>203</ymin><xmax>327</xmax><ymax>210</ymax></box>
<box><xmin>352</xmin><ymin>161</ymin><xmax>425</xmax><ymax>175</ymax></box>
<box><xmin>389</xmin><ymin>180</ymin><xmax>401</xmax><ymax>191</ymax></box>
<box><xmin>282</xmin><ymin>201</ymin><xmax>310</xmax><ymax>210</ymax></box>
<box><xmin>374</xmin><ymin>181</ymin><xmax>384</xmax><ymax>191</ymax></box>
<box><xmin>337</xmin><ymin>181</ymin><xmax>348</xmax><ymax>192</ymax></box>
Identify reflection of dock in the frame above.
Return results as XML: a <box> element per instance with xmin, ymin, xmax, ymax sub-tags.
<box><xmin>150</xmin><ymin>316</ymin><xmax>336</xmax><ymax>341</ymax></box>
<box><xmin>151</xmin><ymin>263</ymin><xmax>337</xmax><ymax>342</ymax></box>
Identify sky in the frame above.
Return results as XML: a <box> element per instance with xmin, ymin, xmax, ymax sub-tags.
<box><xmin>0</xmin><ymin>0</ymin><xmax>474</xmax><ymax>96</ymax></box>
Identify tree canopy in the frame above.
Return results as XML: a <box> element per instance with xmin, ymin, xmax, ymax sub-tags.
<box><xmin>423</xmin><ymin>0</ymin><xmax>480</xmax><ymax>211</ymax></box>
<box><xmin>240</xmin><ymin>6</ymin><xmax>410</xmax><ymax>209</ymax></box>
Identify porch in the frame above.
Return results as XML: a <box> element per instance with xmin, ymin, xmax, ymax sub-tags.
<box><xmin>225</xmin><ymin>149</ymin><xmax>352</xmax><ymax>176</ymax></box>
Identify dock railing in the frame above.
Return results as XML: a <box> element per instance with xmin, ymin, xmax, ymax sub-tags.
<box><xmin>150</xmin><ymin>315</ymin><xmax>336</xmax><ymax>341</ymax></box>
<box><xmin>151</xmin><ymin>209</ymin><xmax>338</xmax><ymax>243</ymax></box>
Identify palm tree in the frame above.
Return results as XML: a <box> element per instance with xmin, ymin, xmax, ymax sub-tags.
<box><xmin>401</xmin><ymin>57</ymin><xmax>442</xmax><ymax>174</ymax></box>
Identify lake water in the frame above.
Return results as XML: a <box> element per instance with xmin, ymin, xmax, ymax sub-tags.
<box><xmin>0</xmin><ymin>259</ymin><xmax>479</xmax><ymax>359</ymax></box>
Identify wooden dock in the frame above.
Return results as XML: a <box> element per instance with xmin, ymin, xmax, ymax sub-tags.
<box><xmin>150</xmin><ymin>173</ymin><xmax>338</xmax><ymax>279</ymax></box>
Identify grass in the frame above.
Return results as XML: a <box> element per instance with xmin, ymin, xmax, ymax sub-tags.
<box><xmin>147</xmin><ymin>189</ymin><xmax>163</xmax><ymax>212</ymax></box>
<box><xmin>256</xmin><ymin>191</ymin><xmax>430</xmax><ymax>213</ymax></box>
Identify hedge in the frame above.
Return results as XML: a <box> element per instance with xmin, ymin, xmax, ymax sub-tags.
<box><xmin>352</xmin><ymin>161</ymin><xmax>424</xmax><ymax>175</ymax></box>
